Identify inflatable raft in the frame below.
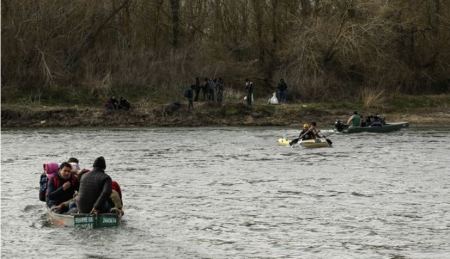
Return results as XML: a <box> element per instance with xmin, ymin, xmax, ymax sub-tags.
<box><xmin>278</xmin><ymin>137</ymin><xmax>331</xmax><ymax>148</ymax></box>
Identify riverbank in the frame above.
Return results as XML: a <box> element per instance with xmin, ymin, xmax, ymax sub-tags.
<box><xmin>2</xmin><ymin>95</ymin><xmax>450</xmax><ymax>128</ymax></box>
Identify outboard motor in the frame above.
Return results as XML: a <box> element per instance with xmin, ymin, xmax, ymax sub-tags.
<box><xmin>335</xmin><ymin>120</ymin><xmax>346</xmax><ymax>132</ymax></box>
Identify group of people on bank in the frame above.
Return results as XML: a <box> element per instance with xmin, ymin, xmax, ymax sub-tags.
<box><xmin>39</xmin><ymin>157</ymin><xmax>123</xmax><ymax>216</ymax></box>
<box><xmin>184</xmin><ymin>77</ymin><xmax>290</xmax><ymax>110</ymax></box>
<box><xmin>245</xmin><ymin>78</ymin><xmax>289</xmax><ymax>106</ymax></box>
<box><xmin>184</xmin><ymin>77</ymin><xmax>225</xmax><ymax>110</ymax></box>
<box><xmin>105</xmin><ymin>96</ymin><xmax>131</xmax><ymax>111</ymax></box>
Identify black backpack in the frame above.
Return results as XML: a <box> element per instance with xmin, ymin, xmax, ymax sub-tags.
<box><xmin>39</xmin><ymin>174</ymin><xmax>48</xmax><ymax>201</ymax></box>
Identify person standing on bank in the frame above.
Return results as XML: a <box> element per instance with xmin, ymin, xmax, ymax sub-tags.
<box><xmin>185</xmin><ymin>85</ymin><xmax>194</xmax><ymax>111</ymax></box>
<box><xmin>216</xmin><ymin>77</ymin><xmax>224</xmax><ymax>104</ymax></box>
<box><xmin>194</xmin><ymin>77</ymin><xmax>200</xmax><ymax>101</ymax></box>
<box><xmin>208</xmin><ymin>78</ymin><xmax>215</xmax><ymax>102</ymax></box>
<box><xmin>201</xmin><ymin>78</ymin><xmax>209</xmax><ymax>101</ymax></box>
<box><xmin>277</xmin><ymin>78</ymin><xmax>288</xmax><ymax>103</ymax></box>
<box><xmin>76</xmin><ymin>156</ymin><xmax>112</xmax><ymax>214</ymax></box>
<box><xmin>245</xmin><ymin>79</ymin><xmax>254</xmax><ymax>106</ymax></box>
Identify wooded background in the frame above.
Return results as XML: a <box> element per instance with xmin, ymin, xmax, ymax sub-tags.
<box><xmin>2</xmin><ymin>0</ymin><xmax>449</xmax><ymax>104</ymax></box>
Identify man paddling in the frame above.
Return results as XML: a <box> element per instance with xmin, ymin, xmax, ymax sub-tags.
<box><xmin>290</xmin><ymin>122</ymin><xmax>330</xmax><ymax>146</ymax></box>
<box><xmin>76</xmin><ymin>156</ymin><xmax>112</xmax><ymax>214</ymax></box>
<box><xmin>289</xmin><ymin>123</ymin><xmax>311</xmax><ymax>146</ymax></box>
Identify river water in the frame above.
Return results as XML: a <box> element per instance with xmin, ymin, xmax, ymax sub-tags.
<box><xmin>1</xmin><ymin>127</ymin><xmax>450</xmax><ymax>258</ymax></box>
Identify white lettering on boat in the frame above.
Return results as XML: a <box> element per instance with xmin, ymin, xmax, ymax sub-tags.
<box><xmin>101</xmin><ymin>217</ymin><xmax>117</xmax><ymax>224</ymax></box>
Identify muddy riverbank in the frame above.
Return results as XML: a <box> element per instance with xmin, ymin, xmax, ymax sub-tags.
<box><xmin>2</xmin><ymin>101</ymin><xmax>450</xmax><ymax>128</ymax></box>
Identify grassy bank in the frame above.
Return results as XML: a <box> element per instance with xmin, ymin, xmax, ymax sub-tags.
<box><xmin>1</xmin><ymin>94</ymin><xmax>449</xmax><ymax>128</ymax></box>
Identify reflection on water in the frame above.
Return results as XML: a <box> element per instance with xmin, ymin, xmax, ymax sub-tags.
<box><xmin>2</xmin><ymin>127</ymin><xmax>450</xmax><ymax>258</ymax></box>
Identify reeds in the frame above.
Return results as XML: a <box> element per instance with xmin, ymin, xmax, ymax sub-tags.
<box><xmin>360</xmin><ymin>88</ymin><xmax>385</xmax><ymax>108</ymax></box>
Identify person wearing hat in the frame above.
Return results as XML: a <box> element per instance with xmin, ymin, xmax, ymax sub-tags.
<box><xmin>76</xmin><ymin>156</ymin><xmax>112</xmax><ymax>214</ymax></box>
<box><xmin>289</xmin><ymin>123</ymin><xmax>312</xmax><ymax>146</ymax></box>
<box><xmin>299</xmin><ymin>123</ymin><xmax>311</xmax><ymax>140</ymax></box>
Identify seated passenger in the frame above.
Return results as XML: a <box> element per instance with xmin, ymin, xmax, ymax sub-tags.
<box><xmin>370</xmin><ymin>115</ymin><xmax>383</xmax><ymax>127</ymax></box>
<box><xmin>347</xmin><ymin>111</ymin><xmax>361</xmax><ymax>128</ymax></box>
<box><xmin>299</xmin><ymin>123</ymin><xmax>311</xmax><ymax>140</ymax></box>
<box><xmin>118</xmin><ymin>97</ymin><xmax>131</xmax><ymax>110</ymax></box>
<box><xmin>46</xmin><ymin>162</ymin><xmax>79</xmax><ymax>213</ymax></box>
<box><xmin>360</xmin><ymin>115</ymin><xmax>366</xmax><ymax>127</ymax></box>
<box><xmin>76</xmin><ymin>156</ymin><xmax>112</xmax><ymax>214</ymax></box>
<box><xmin>105</xmin><ymin>98</ymin><xmax>115</xmax><ymax>111</ymax></box>
<box><xmin>308</xmin><ymin>121</ymin><xmax>322</xmax><ymax>139</ymax></box>
<box><xmin>39</xmin><ymin>162</ymin><xmax>59</xmax><ymax>201</ymax></box>
<box><xmin>63</xmin><ymin>158</ymin><xmax>121</xmax><ymax>214</ymax></box>
<box><xmin>110</xmin><ymin>181</ymin><xmax>124</xmax><ymax>215</ymax></box>
<box><xmin>299</xmin><ymin>122</ymin><xmax>322</xmax><ymax>139</ymax></box>
<box><xmin>67</xmin><ymin>157</ymin><xmax>80</xmax><ymax>173</ymax></box>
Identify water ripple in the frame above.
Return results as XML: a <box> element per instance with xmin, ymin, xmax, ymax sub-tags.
<box><xmin>1</xmin><ymin>127</ymin><xmax>450</xmax><ymax>258</ymax></box>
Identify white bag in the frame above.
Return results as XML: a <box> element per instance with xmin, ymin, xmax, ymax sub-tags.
<box><xmin>268</xmin><ymin>92</ymin><xmax>279</xmax><ymax>104</ymax></box>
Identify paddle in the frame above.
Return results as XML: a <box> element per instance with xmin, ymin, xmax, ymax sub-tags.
<box><xmin>322</xmin><ymin>132</ymin><xmax>334</xmax><ymax>146</ymax></box>
<box><xmin>289</xmin><ymin>130</ymin><xmax>309</xmax><ymax>146</ymax></box>
<box><xmin>289</xmin><ymin>137</ymin><xmax>302</xmax><ymax>146</ymax></box>
<box><xmin>289</xmin><ymin>138</ymin><xmax>298</xmax><ymax>146</ymax></box>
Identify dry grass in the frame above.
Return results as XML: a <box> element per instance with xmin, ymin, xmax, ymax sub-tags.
<box><xmin>2</xmin><ymin>0</ymin><xmax>449</xmax><ymax>104</ymax></box>
<box><xmin>360</xmin><ymin>88</ymin><xmax>385</xmax><ymax>108</ymax></box>
<box><xmin>223</xmin><ymin>88</ymin><xmax>245</xmax><ymax>103</ymax></box>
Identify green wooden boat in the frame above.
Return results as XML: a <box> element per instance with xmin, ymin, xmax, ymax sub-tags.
<box><xmin>47</xmin><ymin>208</ymin><xmax>121</xmax><ymax>228</ymax></box>
<box><xmin>335</xmin><ymin>121</ymin><xmax>409</xmax><ymax>133</ymax></box>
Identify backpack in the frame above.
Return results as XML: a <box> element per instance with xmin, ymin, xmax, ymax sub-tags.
<box><xmin>39</xmin><ymin>174</ymin><xmax>49</xmax><ymax>201</ymax></box>
<box><xmin>39</xmin><ymin>162</ymin><xmax>59</xmax><ymax>202</ymax></box>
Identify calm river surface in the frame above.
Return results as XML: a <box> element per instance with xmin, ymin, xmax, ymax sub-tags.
<box><xmin>1</xmin><ymin>127</ymin><xmax>450</xmax><ymax>258</ymax></box>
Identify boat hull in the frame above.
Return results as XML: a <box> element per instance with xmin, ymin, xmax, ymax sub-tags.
<box><xmin>278</xmin><ymin>137</ymin><xmax>331</xmax><ymax>148</ymax></box>
<box><xmin>47</xmin><ymin>209</ymin><xmax>121</xmax><ymax>228</ymax></box>
<box><xmin>339</xmin><ymin>122</ymin><xmax>409</xmax><ymax>134</ymax></box>
<box><xmin>300</xmin><ymin>138</ymin><xmax>331</xmax><ymax>148</ymax></box>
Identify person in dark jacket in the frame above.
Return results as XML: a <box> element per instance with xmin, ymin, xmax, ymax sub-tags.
<box><xmin>216</xmin><ymin>77</ymin><xmax>224</xmax><ymax>104</ymax></box>
<box><xmin>194</xmin><ymin>77</ymin><xmax>200</xmax><ymax>101</ymax></box>
<box><xmin>277</xmin><ymin>78</ymin><xmax>288</xmax><ymax>103</ymax></box>
<box><xmin>76</xmin><ymin>156</ymin><xmax>112</xmax><ymax>214</ymax></box>
<box><xmin>245</xmin><ymin>79</ymin><xmax>254</xmax><ymax>106</ymax></box>
<box><xmin>184</xmin><ymin>85</ymin><xmax>194</xmax><ymax>111</ymax></box>
<box><xmin>298</xmin><ymin>123</ymin><xmax>312</xmax><ymax>140</ymax></box>
<box><xmin>118</xmin><ymin>97</ymin><xmax>131</xmax><ymax>110</ymax></box>
<box><xmin>201</xmin><ymin>78</ymin><xmax>209</xmax><ymax>101</ymax></box>
<box><xmin>46</xmin><ymin>162</ymin><xmax>79</xmax><ymax>213</ymax></box>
